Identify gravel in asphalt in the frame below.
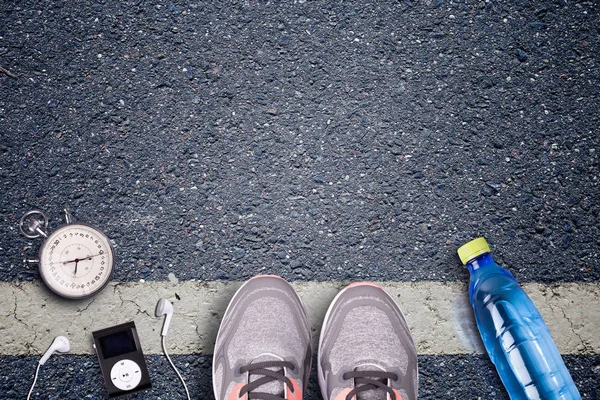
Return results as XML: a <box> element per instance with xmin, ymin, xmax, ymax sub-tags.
<box><xmin>1</xmin><ymin>0</ymin><xmax>598</xmax><ymax>284</ymax></box>
<box><xmin>2</xmin><ymin>355</ymin><xmax>599</xmax><ymax>399</ymax></box>
<box><xmin>1</xmin><ymin>0</ymin><xmax>599</xmax><ymax>399</ymax></box>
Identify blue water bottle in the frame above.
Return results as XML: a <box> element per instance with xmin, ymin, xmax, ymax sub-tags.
<box><xmin>458</xmin><ymin>238</ymin><xmax>581</xmax><ymax>399</ymax></box>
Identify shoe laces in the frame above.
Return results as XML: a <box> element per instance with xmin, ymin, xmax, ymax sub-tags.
<box><xmin>342</xmin><ymin>370</ymin><xmax>399</xmax><ymax>400</ymax></box>
<box><xmin>238</xmin><ymin>360</ymin><xmax>295</xmax><ymax>400</ymax></box>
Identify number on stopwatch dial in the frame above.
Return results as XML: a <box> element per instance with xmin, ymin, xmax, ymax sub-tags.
<box><xmin>39</xmin><ymin>223</ymin><xmax>114</xmax><ymax>299</ymax></box>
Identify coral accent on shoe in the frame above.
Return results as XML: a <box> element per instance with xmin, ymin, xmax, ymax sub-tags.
<box><xmin>228</xmin><ymin>383</ymin><xmax>247</xmax><ymax>400</ymax></box>
<box><xmin>286</xmin><ymin>378</ymin><xmax>303</xmax><ymax>400</ymax></box>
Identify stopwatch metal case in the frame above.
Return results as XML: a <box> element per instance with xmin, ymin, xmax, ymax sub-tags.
<box><xmin>19</xmin><ymin>209</ymin><xmax>49</xmax><ymax>240</ymax></box>
<box><xmin>20</xmin><ymin>209</ymin><xmax>115</xmax><ymax>300</ymax></box>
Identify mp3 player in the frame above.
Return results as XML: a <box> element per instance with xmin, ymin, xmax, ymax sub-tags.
<box><xmin>92</xmin><ymin>321</ymin><xmax>152</xmax><ymax>398</ymax></box>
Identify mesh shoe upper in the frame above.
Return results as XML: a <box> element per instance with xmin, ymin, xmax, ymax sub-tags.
<box><xmin>213</xmin><ymin>276</ymin><xmax>312</xmax><ymax>400</ymax></box>
<box><xmin>318</xmin><ymin>283</ymin><xmax>418</xmax><ymax>400</ymax></box>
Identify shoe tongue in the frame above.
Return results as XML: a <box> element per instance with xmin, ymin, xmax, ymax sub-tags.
<box><xmin>248</xmin><ymin>353</ymin><xmax>286</xmax><ymax>397</ymax></box>
<box><xmin>354</xmin><ymin>364</ymin><xmax>388</xmax><ymax>400</ymax></box>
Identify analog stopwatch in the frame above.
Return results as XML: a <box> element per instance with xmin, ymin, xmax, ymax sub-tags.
<box><xmin>20</xmin><ymin>209</ymin><xmax>115</xmax><ymax>299</ymax></box>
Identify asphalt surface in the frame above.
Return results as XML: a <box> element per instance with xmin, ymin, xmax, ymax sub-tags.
<box><xmin>1</xmin><ymin>0</ymin><xmax>599</xmax><ymax>284</ymax></box>
<box><xmin>3</xmin><ymin>355</ymin><xmax>600</xmax><ymax>399</ymax></box>
<box><xmin>1</xmin><ymin>0</ymin><xmax>599</xmax><ymax>399</ymax></box>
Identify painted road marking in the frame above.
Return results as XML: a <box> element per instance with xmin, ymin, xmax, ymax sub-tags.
<box><xmin>0</xmin><ymin>281</ymin><xmax>597</xmax><ymax>356</ymax></box>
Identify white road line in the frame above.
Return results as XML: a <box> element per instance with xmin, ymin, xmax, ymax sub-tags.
<box><xmin>0</xmin><ymin>281</ymin><xmax>598</xmax><ymax>356</ymax></box>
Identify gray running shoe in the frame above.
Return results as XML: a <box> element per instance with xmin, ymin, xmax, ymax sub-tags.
<box><xmin>318</xmin><ymin>282</ymin><xmax>418</xmax><ymax>400</ymax></box>
<box><xmin>213</xmin><ymin>275</ymin><xmax>312</xmax><ymax>400</ymax></box>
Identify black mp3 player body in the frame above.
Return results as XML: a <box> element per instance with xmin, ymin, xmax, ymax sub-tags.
<box><xmin>92</xmin><ymin>321</ymin><xmax>152</xmax><ymax>398</ymax></box>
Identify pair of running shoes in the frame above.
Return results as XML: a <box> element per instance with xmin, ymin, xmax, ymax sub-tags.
<box><xmin>213</xmin><ymin>275</ymin><xmax>418</xmax><ymax>400</ymax></box>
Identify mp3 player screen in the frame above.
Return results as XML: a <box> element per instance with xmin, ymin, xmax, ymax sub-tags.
<box><xmin>99</xmin><ymin>330</ymin><xmax>137</xmax><ymax>358</ymax></box>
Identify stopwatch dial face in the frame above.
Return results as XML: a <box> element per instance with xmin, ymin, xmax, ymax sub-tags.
<box><xmin>39</xmin><ymin>224</ymin><xmax>114</xmax><ymax>299</ymax></box>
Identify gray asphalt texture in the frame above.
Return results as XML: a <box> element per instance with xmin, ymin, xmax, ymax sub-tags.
<box><xmin>1</xmin><ymin>0</ymin><xmax>599</xmax><ymax>284</ymax></box>
<box><xmin>1</xmin><ymin>0</ymin><xmax>599</xmax><ymax>399</ymax></box>
<box><xmin>2</xmin><ymin>355</ymin><xmax>599</xmax><ymax>399</ymax></box>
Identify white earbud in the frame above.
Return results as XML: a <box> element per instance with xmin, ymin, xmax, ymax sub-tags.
<box><xmin>28</xmin><ymin>336</ymin><xmax>72</xmax><ymax>400</ymax></box>
<box><xmin>39</xmin><ymin>336</ymin><xmax>71</xmax><ymax>365</ymax></box>
<box><xmin>155</xmin><ymin>298</ymin><xmax>174</xmax><ymax>336</ymax></box>
<box><xmin>155</xmin><ymin>298</ymin><xmax>190</xmax><ymax>400</ymax></box>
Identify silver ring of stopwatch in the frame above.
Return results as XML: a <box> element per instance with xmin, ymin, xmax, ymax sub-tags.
<box><xmin>20</xmin><ymin>209</ymin><xmax>115</xmax><ymax>300</ymax></box>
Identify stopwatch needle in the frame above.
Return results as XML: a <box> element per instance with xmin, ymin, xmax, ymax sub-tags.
<box><xmin>56</xmin><ymin>252</ymin><xmax>103</xmax><ymax>268</ymax></box>
<box><xmin>88</xmin><ymin>252</ymin><xmax>103</xmax><ymax>259</ymax></box>
<box><xmin>62</xmin><ymin>253</ymin><xmax>102</xmax><ymax>265</ymax></box>
<box><xmin>62</xmin><ymin>258</ymin><xmax>80</xmax><ymax>275</ymax></box>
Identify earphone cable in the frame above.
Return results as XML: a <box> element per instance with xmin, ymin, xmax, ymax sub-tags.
<box><xmin>27</xmin><ymin>363</ymin><xmax>41</xmax><ymax>400</ymax></box>
<box><xmin>162</xmin><ymin>335</ymin><xmax>191</xmax><ymax>400</ymax></box>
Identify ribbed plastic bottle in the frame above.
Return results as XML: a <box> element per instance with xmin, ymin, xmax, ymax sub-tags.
<box><xmin>458</xmin><ymin>238</ymin><xmax>581</xmax><ymax>400</ymax></box>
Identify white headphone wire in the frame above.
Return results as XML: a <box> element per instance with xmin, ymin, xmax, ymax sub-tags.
<box><xmin>27</xmin><ymin>363</ymin><xmax>41</xmax><ymax>400</ymax></box>
<box><xmin>162</xmin><ymin>335</ymin><xmax>191</xmax><ymax>400</ymax></box>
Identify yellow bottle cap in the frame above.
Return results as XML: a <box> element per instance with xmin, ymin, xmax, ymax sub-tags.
<box><xmin>457</xmin><ymin>237</ymin><xmax>491</xmax><ymax>264</ymax></box>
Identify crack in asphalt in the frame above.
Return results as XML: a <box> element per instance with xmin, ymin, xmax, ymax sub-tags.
<box><xmin>78</xmin><ymin>296</ymin><xmax>96</xmax><ymax>314</ymax></box>
<box><xmin>12</xmin><ymin>288</ymin><xmax>28</xmax><ymax>328</ymax></box>
<box><xmin>130</xmin><ymin>297</ymin><xmax>153</xmax><ymax>318</ymax></box>
<box><xmin>548</xmin><ymin>285</ymin><xmax>591</xmax><ymax>353</ymax></box>
<box><xmin>26</xmin><ymin>331</ymin><xmax>39</xmax><ymax>355</ymax></box>
<box><xmin>113</xmin><ymin>282</ymin><xmax>153</xmax><ymax>318</ymax></box>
